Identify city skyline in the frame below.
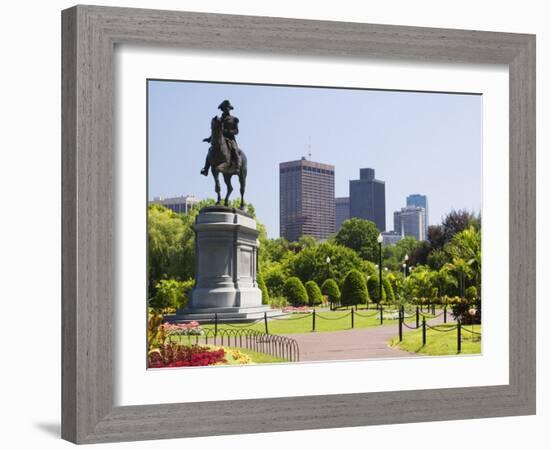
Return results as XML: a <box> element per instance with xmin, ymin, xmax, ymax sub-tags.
<box><xmin>148</xmin><ymin>80</ymin><xmax>481</xmax><ymax>238</ymax></box>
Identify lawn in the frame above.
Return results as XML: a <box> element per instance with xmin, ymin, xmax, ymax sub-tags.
<box><xmin>390</xmin><ymin>324</ymin><xmax>482</xmax><ymax>356</ymax></box>
<box><xmin>197</xmin><ymin>308</ymin><xmax>431</xmax><ymax>335</ymax></box>
<box><xmin>225</xmin><ymin>347</ymin><xmax>287</xmax><ymax>364</ymax></box>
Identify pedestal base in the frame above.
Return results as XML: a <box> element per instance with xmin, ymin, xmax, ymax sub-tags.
<box><xmin>172</xmin><ymin>206</ymin><xmax>281</xmax><ymax>322</ymax></box>
<box><xmin>166</xmin><ymin>305</ymin><xmax>284</xmax><ymax>323</ymax></box>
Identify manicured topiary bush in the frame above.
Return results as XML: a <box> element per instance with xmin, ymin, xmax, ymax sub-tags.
<box><xmin>283</xmin><ymin>277</ymin><xmax>309</xmax><ymax>306</ymax></box>
<box><xmin>340</xmin><ymin>270</ymin><xmax>369</xmax><ymax>306</ymax></box>
<box><xmin>382</xmin><ymin>277</ymin><xmax>395</xmax><ymax>303</ymax></box>
<box><xmin>257</xmin><ymin>272</ymin><xmax>270</xmax><ymax>305</ymax></box>
<box><xmin>321</xmin><ymin>278</ymin><xmax>341</xmax><ymax>304</ymax></box>
<box><xmin>367</xmin><ymin>275</ymin><xmax>386</xmax><ymax>304</ymax></box>
<box><xmin>305</xmin><ymin>280</ymin><xmax>323</xmax><ymax>306</ymax></box>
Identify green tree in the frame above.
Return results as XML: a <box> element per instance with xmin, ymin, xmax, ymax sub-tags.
<box><xmin>257</xmin><ymin>272</ymin><xmax>270</xmax><ymax>305</ymax></box>
<box><xmin>283</xmin><ymin>277</ymin><xmax>308</xmax><ymax>306</ymax></box>
<box><xmin>147</xmin><ymin>205</ymin><xmax>192</xmax><ymax>298</ymax></box>
<box><xmin>321</xmin><ymin>278</ymin><xmax>341</xmax><ymax>303</ymax></box>
<box><xmin>431</xmin><ymin>265</ymin><xmax>458</xmax><ymax>301</ymax></box>
<box><xmin>340</xmin><ymin>270</ymin><xmax>369</xmax><ymax>306</ymax></box>
<box><xmin>426</xmin><ymin>248</ymin><xmax>449</xmax><ymax>270</ymax></box>
<box><xmin>262</xmin><ymin>262</ymin><xmax>289</xmax><ymax>298</ymax></box>
<box><xmin>290</xmin><ymin>241</ymin><xmax>364</xmax><ymax>286</ymax></box>
<box><xmin>149</xmin><ymin>278</ymin><xmax>187</xmax><ymax>310</ymax></box>
<box><xmin>382</xmin><ymin>236</ymin><xmax>423</xmax><ymax>270</ymax></box>
<box><xmin>446</xmin><ymin>257</ymin><xmax>473</xmax><ymax>298</ymax></box>
<box><xmin>335</xmin><ymin>218</ymin><xmax>380</xmax><ymax>261</ymax></box>
<box><xmin>446</xmin><ymin>226</ymin><xmax>481</xmax><ymax>291</ymax></box>
<box><xmin>404</xmin><ymin>265</ymin><xmax>436</xmax><ymax>303</ymax></box>
<box><xmin>305</xmin><ymin>280</ymin><xmax>323</xmax><ymax>306</ymax></box>
<box><xmin>441</xmin><ymin>210</ymin><xmax>481</xmax><ymax>245</ymax></box>
<box><xmin>261</xmin><ymin>237</ymin><xmax>292</xmax><ymax>265</ymax></box>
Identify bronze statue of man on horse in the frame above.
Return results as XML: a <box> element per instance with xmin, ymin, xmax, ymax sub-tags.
<box><xmin>200</xmin><ymin>100</ymin><xmax>247</xmax><ymax>209</ymax></box>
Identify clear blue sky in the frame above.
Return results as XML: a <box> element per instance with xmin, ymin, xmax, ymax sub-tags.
<box><xmin>148</xmin><ymin>80</ymin><xmax>481</xmax><ymax>238</ymax></box>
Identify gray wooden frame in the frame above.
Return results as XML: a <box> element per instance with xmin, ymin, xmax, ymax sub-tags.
<box><xmin>62</xmin><ymin>5</ymin><xmax>536</xmax><ymax>444</ymax></box>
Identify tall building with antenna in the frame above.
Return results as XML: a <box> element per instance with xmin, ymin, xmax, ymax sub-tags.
<box><xmin>279</xmin><ymin>157</ymin><xmax>335</xmax><ymax>242</ymax></box>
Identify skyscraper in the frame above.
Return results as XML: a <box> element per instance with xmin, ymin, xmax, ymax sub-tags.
<box><xmin>394</xmin><ymin>206</ymin><xmax>426</xmax><ymax>241</ymax></box>
<box><xmin>335</xmin><ymin>197</ymin><xmax>350</xmax><ymax>231</ymax></box>
<box><xmin>406</xmin><ymin>194</ymin><xmax>429</xmax><ymax>236</ymax></box>
<box><xmin>279</xmin><ymin>158</ymin><xmax>335</xmax><ymax>242</ymax></box>
<box><xmin>349</xmin><ymin>168</ymin><xmax>386</xmax><ymax>231</ymax></box>
<box><xmin>149</xmin><ymin>195</ymin><xmax>199</xmax><ymax>214</ymax></box>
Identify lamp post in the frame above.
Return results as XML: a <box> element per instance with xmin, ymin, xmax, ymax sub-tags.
<box><xmin>377</xmin><ymin>234</ymin><xmax>383</xmax><ymax>306</ymax></box>
<box><xmin>325</xmin><ymin>256</ymin><xmax>331</xmax><ymax>308</ymax></box>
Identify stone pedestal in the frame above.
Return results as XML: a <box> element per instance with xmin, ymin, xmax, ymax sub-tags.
<box><xmin>170</xmin><ymin>206</ymin><xmax>279</xmax><ymax>323</ymax></box>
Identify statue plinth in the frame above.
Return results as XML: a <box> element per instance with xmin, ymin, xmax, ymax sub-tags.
<box><xmin>169</xmin><ymin>206</ymin><xmax>280</xmax><ymax>323</ymax></box>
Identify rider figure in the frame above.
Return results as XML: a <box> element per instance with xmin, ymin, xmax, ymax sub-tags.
<box><xmin>201</xmin><ymin>100</ymin><xmax>241</xmax><ymax>176</ymax></box>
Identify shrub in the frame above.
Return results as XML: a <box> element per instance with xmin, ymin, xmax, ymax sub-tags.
<box><xmin>262</xmin><ymin>263</ymin><xmax>287</xmax><ymax>298</ymax></box>
<box><xmin>283</xmin><ymin>277</ymin><xmax>309</xmax><ymax>306</ymax></box>
<box><xmin>257</xmin><ymin>272</ymin><xmax>270</xmax><ymax>305</ymax></box>
<box><xmin>321</xmin><ymin>278</ymin><xmax>341</xmax><ymax>303</ymax></box>
<box><xmin>465</xmin><ymin>285</ymin><xmax>478</xmax><ymax>302</ymax></box>
<box><xmin>340</xmin><ymin>270</ymin><xmax>369</xmax><ymax>306</ymax></box>
<box><xmin>269</xmin><ymin>296</ymin><xmax>289</xmax><ymax>308</ymax></box>
<box><xmin>367</xmin><ymin>275</ymin><xmax>386</xmax><ymax>304</ymax></box>
<box><xmin>150</xmin><ymin>278</ymin><xmax>188</xmax><ymax>311</ymax></box>
<box><xmin>382</xmin><ymin>276</ymin><xmax>395</xmax><ymax>303</ymax></box>
<box><xmin>305</xmin><ymin>280</ymin><xmax>323</xmax><ymax>306</ymax></box>
<box><xmin>179</xmin><ymin>279</ymin><xmax>195</xmax><ymax>309</ymax></box>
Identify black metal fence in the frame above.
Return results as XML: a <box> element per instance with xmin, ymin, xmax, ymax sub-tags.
<box><xmin>173</xmin><ymin>328</ymin><xmax>300</xmax><ymax>362</ymax></box>
<box><xmin>397</xmin><ymin>306</ymin><xmax>481</xmax><ymax>354</ymax></box>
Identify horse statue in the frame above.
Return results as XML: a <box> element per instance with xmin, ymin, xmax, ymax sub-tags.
<box><xmin>206</xmin><ymin>115</ymin><xmax>247</xmax><ymax>209</ymax></box>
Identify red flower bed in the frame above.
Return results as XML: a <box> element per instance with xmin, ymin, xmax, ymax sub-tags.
<box><xmin>148</xmin><ymin>344</ymin><xmax>226</xmax><ymax>368</ymax></box>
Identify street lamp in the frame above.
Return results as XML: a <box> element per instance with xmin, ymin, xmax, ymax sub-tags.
<box><xmin>325</xmin><ymin>256</ymin><xmax>332</xmax><ymax>308</ymax></box>
<box><xmin>377</xmin><ymin>233</ymin><xmax>383</xmax><ymax>307</ymax></box>
<box><xmin>325</xmin><ymin>255</ymin><xmax>331</xmax><ymax>280</ymax></box>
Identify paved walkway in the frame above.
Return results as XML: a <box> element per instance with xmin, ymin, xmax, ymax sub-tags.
<box><xmin>283</xmin><ymin>312</ymin><xmax>449</xmax><ymax>362</ymax></box>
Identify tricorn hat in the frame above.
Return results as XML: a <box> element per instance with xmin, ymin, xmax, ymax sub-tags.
<box><xmin>218</xmin><ymin>99</ymin><xmax>234</xmax><ymax>110</ymax></box>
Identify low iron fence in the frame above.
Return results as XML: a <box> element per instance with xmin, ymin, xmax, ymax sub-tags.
<box><xmin>398</xmin><ymin>307</ymin><xmax>481</xmax><ymax>354</ymax></box>
<box><xmin>172</xmin><ymin>328</ymin><xmax>300</xmax><ymax>362</ymax></box>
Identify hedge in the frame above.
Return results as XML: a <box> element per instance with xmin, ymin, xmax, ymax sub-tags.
<box><xmin>382</xmin><ymin>277</ymin><xmax>395</xmax><ymax>303</ymax></box>
<box><xmin>305</xmin><ymin>280</ymin><xmax>323</xmax><ymax>306</ymax></box>
<box><xmin>283</xmin><ymin>277</ymin><xmax>309</xmax><ymax>306</ymax></box>
<box><xmin>367</xmin><ymin>275</ymin><xmax>386</xmax><ymax>304</ymax></box>
<box><xmin>321</xmin><ymin>278</ymin><xmax>341</xmax><ymax>303</ymax></box>
<box><xmin>340</xmin><ymin>270</ymin><xmax>369</xmax><ymax>306</ymax></box>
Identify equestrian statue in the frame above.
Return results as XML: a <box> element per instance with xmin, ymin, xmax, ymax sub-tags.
<box><xmin>200</xmin><ymin>100</ymin><xmax>247</xmax><ymax>209</ymax></box>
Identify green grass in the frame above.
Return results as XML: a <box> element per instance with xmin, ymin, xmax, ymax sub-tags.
<box><xmin>198</xmin><ymin>308</ymin><xmax>430</xmax><ymax>335</ymax></box>
<box><xmin>390</xmin><ymin>324</ymin><xmax>482</xmax><ymax>356</ymax></box>
<box><xmin>225</xmin><ymin>347</ymin><xmax>287</xmax><ymax>364</ymax></box>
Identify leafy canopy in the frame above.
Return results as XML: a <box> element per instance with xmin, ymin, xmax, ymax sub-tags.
<box><xmin>335</xmin><ymin>218</ymin><xmax>381</xmax><ymax>262</ymax></box>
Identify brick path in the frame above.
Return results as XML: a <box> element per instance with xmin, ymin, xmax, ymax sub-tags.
<box><xmin>282</xmin><ymin>312</ymin><xmax>449</xmax><ymax>362</ymax></box>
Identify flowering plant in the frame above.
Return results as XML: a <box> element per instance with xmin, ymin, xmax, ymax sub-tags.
<box><xmin>282</xmin><ymin>306</ymin><xmax>313</xmax><ymax>313</ymax></box>
<box><xmin>160</xmin><ymin>321</ymin><xmax>203</xmax><ymax>336</ymax></box>
<box><xmin>226</xmin><ymin>348</ymin><xmax>252</xmax><ymax>364</ymax></box>
<box><xmin>148</xmin><ymin>344</ymin><xmax>226</xmax><ymax>368</ymax></box>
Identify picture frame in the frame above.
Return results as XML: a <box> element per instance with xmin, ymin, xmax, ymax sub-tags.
<box><xmin>61</xmin><ymin>4</ymin><xmax>535</xmax><ymax>444</ymax></box>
